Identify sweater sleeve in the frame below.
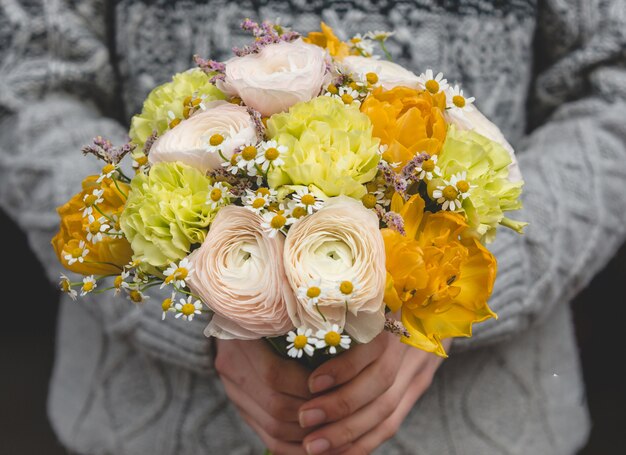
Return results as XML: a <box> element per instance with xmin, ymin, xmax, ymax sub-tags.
<box><xmin>454</xmin><ymin>0</ymin><xmax>626</xmax><ymax>350</ymax></box>
<box><xmin>0</xmin><ymin>0</ymin><xmax>214</xmax><ymax>374</ymax></box>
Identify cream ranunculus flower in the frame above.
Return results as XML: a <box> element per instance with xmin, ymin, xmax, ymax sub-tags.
<box><xmin>445</xmin><ymin>106</ymin><xmax>522</xmax><ymax>182</ymax></box>
<box><xmin>149</xmin><ymin>101</ymin><xmax>258</xmax><ymax>173</ymax></box>
<box><xmin>187</xmin><ymin>205</ymin><xmax>294</xmax><ymax>339</ymax></box>
<box><xmin>283</xmin><ymin>196</ymin><xmax>386</xmax><ymax>343</ymax></box>
<box><xmin>340</xmin><ymin>56</ymin><xmax>420</xmax><ymax>90</ymax></box>
<box><xmin>218</xmin><ymin>40</ymin><xmax>328</xmax><ymax>117</ymax></box>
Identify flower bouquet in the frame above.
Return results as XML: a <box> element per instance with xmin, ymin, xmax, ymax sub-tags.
<box><xmin>53</xmin><ymin>19</ymin><xmax>525</xmax><ymax>362</ymax></box>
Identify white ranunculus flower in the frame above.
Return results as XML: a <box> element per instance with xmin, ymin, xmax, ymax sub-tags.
<box><xmin>218</xmin><ymin>40</ymin><xmax>328</xmax><ymax>116</ymax></box>
<box><xmin>149</xmin><ymin>101</ymin><xmax>258</xmax><ymax>173</ymax></box>
<box><xmin>283</xmin><ymin>196</ymin><xmax>386</xmax><ymax>343</ymax></box>
<box><xmin>340</xmin><ymin>55</ymin><xmax>420</xmax><ymax>90</ymax></box>
<box><xmin>445</xmin><ymin>106</ymin><xmax>522</xmax><ymax>182</ymax></box>
<box><xmin>187</xmin><ymin>206</ymin><xmax>294</xmax><ymax>339</ymax></box>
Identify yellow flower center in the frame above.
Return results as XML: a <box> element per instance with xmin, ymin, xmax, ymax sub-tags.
<box><xmin>324</xmin><ymin>331</ymin><xmax>341</xmax><ymax>347</ymax></box>
<box><xmin>71</xmin><ymin>247</ymin><xmax>84</xmax><ymax>258</ymax></box>
<box><xmin>252</xmin><ymin>198</ymin><xmax>266</xmax><ymax>209</ymax></box>
<box><xmin>84</xmin><ymin>195</ymin><xmax>98</xmax><ymax>206</ymax></box>
<box><xmin>339</xmin><ymin>281</ymin><xmax>354</xmax><ymax>295</ymax></box>
<box><xmin>102</xmin><ymin>164</ymin><xmax>116</xmax><ymax>174</ymax></box>
<box><xmin>300</xmin><ymin>194</ymin><xmax>316</xmax><ymax>206</ymax></box>
<box><xmin>82</xmin><ymin>281</ymin><xmax>94</xmax><ymax>293</ymax></box>
<box><xmin>129</xmin><ymin>290</ymin><xmax>143</xmax><ymax>303</ymax></box>
<box><xmin>135</xmin><ymin>155</ymin><xmax>148</xmax><ymax>166</ymax></box>
<box><xmin>306</xmin><ymin>286</ymin><xmax>321</xmax><ymax>299</ymax></box>
<box><xmin>457</xmin><ymin>180</ymin><xmax>470</xmax><ymax>193</ymax></box>
<box><xmin>442</xmin><ymin>185</ymin><xmax>459</xmax><ymax>200</ymax></box>
<box><xmin>209</xmin><ymin>134</ymin><xmax>224</xmax><ymax>146</ymax></box>
<box><xmin>366</xmin><ymin>181</ymin><xmax>378</xmax><ymax>193</ymax></box>
<box><xmin>257</xmin><ymin>187</ymin><xmax>271</xmax><ymax>197</ymax></box>
<box><xmin>88</xmin><ymin>220</ymin><xmax>102</xmax><ymax>235</ymax></box>
<box><xmin>264</xmin><ymin>147</ymin><xmax>279</xmax><ymax>161</ymax></box>
<box><xmin>183</xmin><ymin>105</ymin><xmax>191</xmax><ymax>119</ymax></box>
<box><xmin>425</xmin><ymin>79</ymin><xmax>440</xmax><ymax>94</ymax></box>
<box><xmin>270</xmin><ymin>214</ymin><xmax>287</xmax><ymax>229</ymax></box>
<box><xmin>230</xmin><ymin>153</ymin><xmax>240</xmax><ymax>166</ymax></box>
<box><xmin>422</xmin><ymin>159</ymin><xmax>435</xmax><ymax>172</ymax></box>
<box><xmin>165</xmin><ymin>267</ymin><xmax>188</xmax><ymax>283</ymax></box>
<box><xmin>452</xmin><ymin>95</ymin><xmax>466</xmax><ymax>108</ymax></box>
<box><xmin>327</xmin><ymin>84</ymin><xmax>338</xmax><ymax>95</ymax></box>
<box><xmin>361</xmin><ymin>193</ymin><xmax>377</xmax><ymax>209</ymax></box>
<box><xmin>291</xmin><ymin>206</ymin><xmax>307</xmax><ymax>219</ymax></box>
<box><xmin>230</xmin><ymin>96</ymin><xmax>242</xmax><ymax>105</ymax></box>
<box><xmin>242</xmin><ymin>145</ymin><xmax>257</xmax><ymax>161</ymax></box>
<box><xmin>210</xmin><ymin>188</ymin><xmax>223</xmax><ymax>202</ymax></box>
<box><xmin>366</xmin><ymin>72</ymin><xmax>379</xmax><ymax>84</ymax></box>
<box><xmin>162</xmin><ymin>298</ymin><xmax>172</xmax><ymax>311</ymax></box>
<box><xmin>293</xmin><ymin>335</ymin><xmax>308</xmax><ymax>350</ymax></box>
<box><xmin>169</xmin><ymin>118</ymin><xmax>181</xmax><ymax>129</ymax></box>
<box><xmin>114</xmin><ymin>275</ymin><xmax>123</xmax><ymax>289</ymax></box>
<box><xmin>183</xmin><ymin>96</ymin><xmax>192</xmax><ymax>106</ymax></box>
<box><xmin>191</xmin><ymin>98</ymin><xmax>202</xmax><ymax>107</ymax></box>
<box><xmin>181</xmin><ymin>303</ymin><xmax>196</xmax><ymax>316</ymax></box>
<box><xmin>61</xmin><ymin>279</ymin><xmax>71</xmax><ymax>293</ymax></box>
<box><xmin>349</xmin><ymin>81</ymin><xmax>360</xmax><ymax>91</ymax></box>
<box><xmin>341</xmin><ymin>93</ymin><xmax>354</xmax><ymax>105</ymax></box>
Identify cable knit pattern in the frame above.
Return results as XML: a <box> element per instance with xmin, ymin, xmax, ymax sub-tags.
<box><xmin>1</xmin><ymin>1</ymin><xmax>625</xmax><ymax>454</ymax></box>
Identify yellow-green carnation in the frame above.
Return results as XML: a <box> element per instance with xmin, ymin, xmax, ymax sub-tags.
<box><xmin>129</xmin><ymin>69</ymin><xmax>225</xmax><ymax>150</ymax></box>
<box><xmin>428</xmin><ymin>126</ymin><xmax>526</xmax><ymax>242</ymax></box>
<box><xmin>266</xmin><ymin>96</ymin><xmax>381</xmax><ymax>199</ymax></box>
<box><xmin>120</xmin><ymin>162</ymin><xmax>217</xmax><ymax>269</ymax></box>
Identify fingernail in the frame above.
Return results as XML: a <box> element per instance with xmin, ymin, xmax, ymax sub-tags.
<box><xmin>299</xmin><ymin>408</ymin><xmax>326</xmax><ymax>428</ymax></box>
<box><xmin>306</xmin><ymin>438</ymin><xmax>330</xmax><ymax>455</ymax></box>
<box><xmin>310</xmin><ymin>374</ymin><xmax>334</xmax><ymax>393</ymax></box>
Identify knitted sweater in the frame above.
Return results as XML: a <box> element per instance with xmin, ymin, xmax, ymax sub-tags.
<box><xmin>1</xmin><ymin>1</ymin><xmax>625</xmax><ymax>454</ymax></box>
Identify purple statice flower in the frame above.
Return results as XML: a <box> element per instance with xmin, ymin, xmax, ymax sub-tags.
<box><xmin>233</xmin><ymin>19</ymin><xmax>300</xmax><ymax>56</ymax></box>
<box><xmin>383</xmin><ymin>211</ymin><xmax>406</xmax><ymax>236</ymax></box>
<box><xmin>82</xmin><ymin>136</ymin><xmax>135</xmax><ymax>164</ymax></box>
<box><xmin>194</xmin><ymin>55</ymin><xmax>226</xmax><ymax>83</ymax></box>
<box><xmin>247</xmin><ymin>107</ymin><xmax>266</xmax><ymax>139</ymax></box>
<box><xmin>401</xmin><ymin>153</ymin><xmax>429</xmax><ymax>181</ymax></box>
<box><xmin>384</xmin><ymin>318</ymin><xmax>411</xmax><ymax>338</ymax></box>
<box><xmin>142</xmin><ymin>131</ymin><xmax>158</xmax><ymax>155</ymax></box>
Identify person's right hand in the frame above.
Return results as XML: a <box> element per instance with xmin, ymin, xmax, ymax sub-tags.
<box><xmin>215</xmin><ymin>338</ymin><xmax>312</xmax><ymax>455</ymax></box>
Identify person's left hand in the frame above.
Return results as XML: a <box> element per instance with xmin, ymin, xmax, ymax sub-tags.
<box><xmin>298</xmin><ymin>331</ymin><xmax>451</xmax><ymax>455</ymax></box>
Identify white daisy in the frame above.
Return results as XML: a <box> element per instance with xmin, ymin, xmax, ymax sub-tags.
<box><xmin>59</xmin><ymin>274</ymin><xmax>78</xmax><ymax>301</ymax></box>
<box><xmin>63</xmin><ymin>240</ymin><xmax>89</xmax><ymax>265</ymax></box>
<box><xmin>256</xmin><ymin>140</ymin><xmax>287</xmax><ymax>172</ymax></box>
<box><xmin>315</xmin><ymin>324</ymin><xmax>352</xmax><ymax>355</ymax></box>
<box><xmin>242</xmin><ymin>187</ymin><xmax>277</xmax><ymax>214</ymax></box>
<box><xmin>81</xmin><ymin>275</ymin><xmax>97</xmax><ymax>296</ymax></box>
<box><xmin>349</xmin><ymin>34</ymin><xmax>375</xmax><ymax>56</ymax></box>
<box><xmin>297</xmin><ymin>279</ymin><xmax>327</xmax><ymax>308</ymax></box>
<box><xmin>113</xmin><ymin>270</ymin><xmax>130</xmax><ymax>296</ymax></box>
<box><xmin>161</xmin><ymin>292</ymin><xmax>177</xmax><ymax>320</ymax></box>
<box><xmin>336</xmin><ymin>279</ymin><xmax>362</xmax><ymax>303</ymax></box>
<box><xmin>449</xmin><ymin>171</ymin><xmax>476</xmax><ymax>200</ymax></box>
<box><xmin>162</xmin><ymin>257</ymin><xmax>194</xmax><ymax>289</ymax></box>
<box><xmin>414</xmin><ymin>154</ymin><xmax>441</xmax><ymax>181</ymax></box>
<box><xmin>207</xmin><ymin>182</ymin><xmax>231</xmax><ymax>210</ymax></box>
<box><xmin>446</xmin><ymin>84</ymin><xmax>475</xmax><ymax>112</ymax></box>
<box><xmin>221</xmin><ymin>153</ymin><xmax>241</xmax><ymax>175</ymax></box>
<box><xmin>203</xmin><ymin>132</ymin><xmax>229</xmax><ymax>156</ymax></box>
<box><xmin>261</xmin><ymin>209</ymin><xmax>294</xmax><ymax>238</ymax></box>
<box><xmin>132</xmin><ymin>153</ymin><xmax>150</xmax><ymax>173</ymax></box>
<box><xmin>360</xmin><ymin>191</ymin><xmax>386</xmax><ymax>211</ymax></box>
<box><xmin>284</xmin><ymin>198</ymin><xmax>310</xmax><ymax>220</ymax></box>
<box><xmin>338</xmin><ymin>86</ymin><xmax>362</xmax><ymax>107</ymax></box>
<box><xmin>433</xmin><ymin>173</ymin><xmax>474</xmax><ymax>212</ymax></box>
<box><xmin>365</xmin><ymin>30</ymin><xmax>395</xmax><ymax>42</ymax></box>
<box><xmin>127</xmin><ymin>288</ymin><xmax>149</xmax><ymax>304</ymax></box>
<box><xmin>291</xmin><ymin>187</ymin><xmax>324</xmax><ymax>215</ymax></box>
<box><xmin>286</xmin><ymin>327</ymin><xmax>318</xmax><ymax>358</ymax></box>
<box><xmin>175</xmin><ymin>296</ymin><xmax>203</xmax><ymax>321</ymax></box>
<box><xmin>97</xmin><ymin>163</ymin><xmax>118</xmax><ymax>183</ymax></box>
<box><xmin>85</xmin><ymin>215</ymin><xmax>111</xmax><ymax>244</ymax></box>
<box><xmin>237</xmin><ymin>143</ymin><xmax>260</xmax><ymax>176</ymax></box>
<box><xmin>81</xmin><ymin>189</ymin><xmax>104</xmax><ymax>217</ymax></box>
<box><xmin>417</xmin><ymin>69</ymin><xmax>449</xmax><ymax>95</ymax></box>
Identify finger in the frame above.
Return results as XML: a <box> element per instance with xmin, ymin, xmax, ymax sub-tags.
<box><xmin>238</xmin><ymin>407</ymin><xmax>307</xmax><ymax>455</ymax></box>
<box><xmin>307</xmin><ymin>332</ymin><xmax>390</xmax><ymax>394</ymax></box>
<box><xmin>301</xmin><ymin>352</ymin><xmax>417</xmax><ymax>454</ymax></box>
<box><xmin>299</xmin><ymin>341</ymin><xmax>409</xmax><ymax>427</ymax></box>
<box><xmin>222</xmin><ymin>376</ymin><xmax>311</xmax><ymax>442</ymax></box>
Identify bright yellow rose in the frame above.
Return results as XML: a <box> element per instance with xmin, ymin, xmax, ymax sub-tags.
<box><xmin>382</xmin><ymin>193</ymin><xmax>497</xmax><ymax>356</ymax></box>
<box><xmin>52</xmin><ymin>176</ymin><xmax>132</xmax><ymax>275</ymax></box>
<box><xmin>361</xmin><ymin>86</ymin><xmax>447</xmax><ymax>169</ymax></box>
<box><xmin>303</xmin><ymin>22</ymin><xmax>352</xmax><ymax>60</ymax></box>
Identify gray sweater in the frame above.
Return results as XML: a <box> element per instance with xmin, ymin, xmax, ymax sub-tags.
<box><xmin>1</xmin><ymin>1</ymin><xmax>625</xmax><ymax>454</ymax></box>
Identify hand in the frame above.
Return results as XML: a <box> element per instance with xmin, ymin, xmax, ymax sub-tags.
<box><xmin>215</xmin><ymin>338</ymin><xmax>313</xmax><ymax>454</ymax></box>
<box><xmin>298</xmin><ymin>332</ymin><xmax>451</xmax><ymax>455</ymax></box>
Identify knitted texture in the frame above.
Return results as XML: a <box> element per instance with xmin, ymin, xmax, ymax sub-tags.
<box><xmin>1</xmin><ymin>1</ymin><xmax>625</xmax><ymax>453</ymax></box>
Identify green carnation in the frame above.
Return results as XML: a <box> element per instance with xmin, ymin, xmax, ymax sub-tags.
<box><xmin>120</xmin><ymin>162</ymin><xmax>217</xmax><ymax>269</ymax></box>
<box><xmin>428</xmin><ymin>126</ymin><xmax>525</xmax><ymax>242</ymax></box>
<box><xmin>266</xmin><ymin>96</ymin><xmax>380</xmax><ymax>199</ymax></box>
<box><xmin>129</xmin><ymin>69</ymin><xmax>225</xmax><ymax>150</ymax></box>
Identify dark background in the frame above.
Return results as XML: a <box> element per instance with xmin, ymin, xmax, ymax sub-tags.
<box><xmin>0</xmin><ymin>207</ymin><xmax>624</xmax><ymax>454</ymax></box>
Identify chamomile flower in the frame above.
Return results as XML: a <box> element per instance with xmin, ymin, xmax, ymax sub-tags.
<box><xmin>132</xmin><ymin>154</ymin><xmax>150</xmax><ymax>174</ymax></box>
<box><xmin>97</xmin><ymin>163</ymin><xmax>118</xmax><ymax>183</ymax></box>
<box><xmin>161</xmin><ymin>292</ymin><xmax>177</xmax><ymax>320</ymax></box>
<box><xmin>365</xmin><ymin>30</ymin><xmax>395</xmax><ymax>42</ymax></box>
<box><xmin>59</xmin><ymin>274</ymin><xmax>77</xmax><ymax>301</ymax></box>
<box><xmin>204</xmin><ymin>133</ymin><xmax>228</xmax><ymax>155</ymax></box>
<box><xmin>297</xmin><ymin>279</ymin><xmax>327</xmax><ymax>308</ymax></box>
<box><xmin>286</xmin><ymin>327</ymin><xmax>318</xmax><ymax>358</ymax></box>
<box><xmin>336</xmin><ymin>279</ymin><xmax>362</xmax><ymax>303</ymax></box>
<box><xmin>417</xmin><ymin>69</ymin><xmax>449</xmax><ymax>95</ymax></box>
<box><xmin>81</xmin><ymin>276</ymin><xmax>97</xmax><ymax>296</ymax></box>
<box><xmin>414</xmin><ymin>155</ymin><xmax>441</xmax><ymax>181</ymax></box>
<box><xmin>162</xmin><ymin>257</ymin><xmax>194</xmax><ymax>289</ymax></box>
<box><xmin>449</xmin><ymin>171</ymin><xmax>476</xmax><ymax>200</ymax></box>
<box><xmin>81</xmin><ymin>189</ymin><xmax>104</xmax><ymax>217</ymax></box>
<box><xmin>334</xmin><ymin>86</ymin><xmax>362</xmax><ymax>107</ymax></box>
<box><xmin>261</xmin><ymin>209</ymin><xmax>294</xmax><ymax>238</ymax></box>
<box><xmin>284</xmin><ymin>198</ymin><xmax>309</xmax><ymax>220</ymax></box>
<box><xmin>221</xmin><ymin>153</ymin><xmax>241</xmax><ymax>175</ymax></box>
<box><xmin>243</xmin><ymin>187</ymin><xmax>277</xmax><ymax>214</ymax></box>
<box><xmin>360</xmin><ymin>191</ymin><xmax>386</xmax><ymax>211</ymax></box>
<box><xmin>315</xmin><ymin>324</ymin><xmax>352</xmax><ymax>354</ymax></box>
<box><xmin>446</xmin><ymin>84</ymin><xmax>475</xmax><ymax>112</ymax></box>
<box><xmin>237</xmin><ymin>144</ymin><xmax>260</xmax><ymax>176</ymax></box>
<box><xmin>85</xmin><ymin>215</ymin><xmax>111</xmax><ymax>244</ymax></box>
<box><xmin>349</xmin><ymin>34</ymin><xmax>375</xmax><ymax>57</ymax></box>
<box><xmin>207</xmin><ymin>182</ymin><xmax>231</xmax><ymax>210</ymax></box>
<box><xmin>433</xmin><ymin>180</ymin><xmax>463</xmax><ymax>211</ymax></box>
<box><xmin>174</xmin><ymin>296</ymin><xmax>203</xmax><ymax>321</ymax></box>
<box><xmin>256</xmin><ymin>140</ymin><xmax>287</xmax><ymax>172</ymax></box>
<box><xmin>63</xmin><ymin>240</ymin><xmax>89</xmax><ymax>265</ymax></box>
<box><xmin>291</xmin><ymin>188</ymin><xmax>324</xmax><ymax>215</ymax></box>
<box><xmin>113</xmin><ymin>270</ymin><xmax>130</xmax><ymax>296</ymax></box>
<box><xmin>127</xmin><ymin>288</ymin><xmax>149</xmax><ymax>304</ymax></box>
